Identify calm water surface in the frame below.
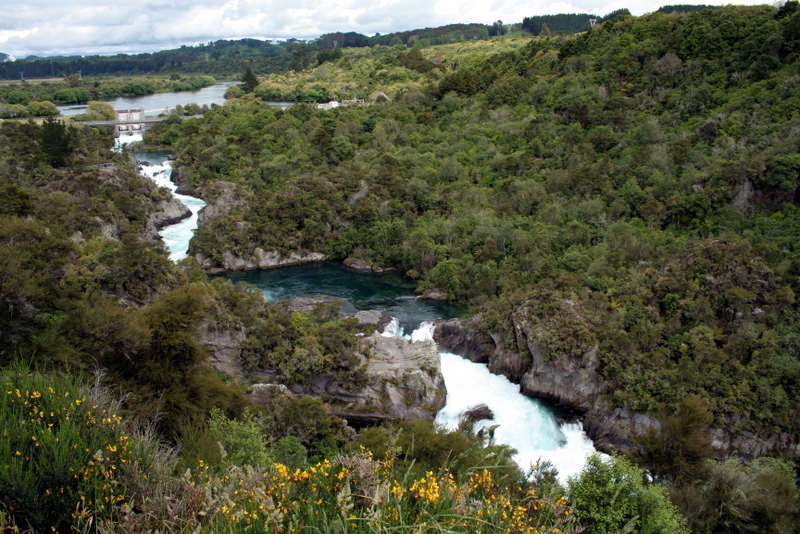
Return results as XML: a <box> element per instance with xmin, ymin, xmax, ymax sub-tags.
<box><xmin>218</xmin><ymin>263</ymin><xmax>465</xmax><ymax>333</ymax></box>
<box><xmin>58</xmin><ymin>82</ymin><xmax>237</xmax><ymax>116</ymax></box>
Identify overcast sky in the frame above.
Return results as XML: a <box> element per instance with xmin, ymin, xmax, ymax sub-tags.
<box><xmin>1</xmin><ymin>0</ymin><xmax>774</xmax><ymax>58</ymax></box>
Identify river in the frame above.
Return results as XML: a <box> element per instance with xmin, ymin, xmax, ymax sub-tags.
<box><xmin>128</xmin><ymin>133</ymin><xmax>596</xmax><ymax>483</ymax></box>
<box><xmin>58</xmin><ymin>82</ymin><xmax>293</xmax><ymax>117</ymax></box>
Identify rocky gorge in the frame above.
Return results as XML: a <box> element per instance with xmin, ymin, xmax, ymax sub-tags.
<box><xmin>159</xmin><ymin>155</ymin><xmax>800</xmax><ymax>463</ymax></box>
<box><xmin>433</xmin><ymin>315</ymin><xmax>800</xmax><ymax>460</ymax></box>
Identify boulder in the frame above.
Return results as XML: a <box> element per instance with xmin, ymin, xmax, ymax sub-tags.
<box><xmin>344</xmin><ymin>257</ymin><xmax>374</xmax><ymax>272</ymax></box>
<box><xmin>464</xmin><ymin>404</ymin><xmax>495</xmax><ymax>422</ymax></box>
<box><xmin>351</xmin><ymin>310</ymin><xmax>394</xmax><ymax>333</ymax></box>
<box><xmin>419</xmin><ymin>288</ymin><xmax>449</xmax><ymax>300</ymax></box>
<box><xmin>149</xmin><ymin>197</ymin><xmax>191</xmax><ymax>230</ymax></box>
<box><xmin>295</xmin><ymin>332</ymin><xmax>446</xmax><ymax>423</ymax></box>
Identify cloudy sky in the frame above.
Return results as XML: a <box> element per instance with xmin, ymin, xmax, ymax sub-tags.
<box><xmin>1</xmin><ymin>0</ymin><xmax>773</xmax><ymax>58</ymax></box>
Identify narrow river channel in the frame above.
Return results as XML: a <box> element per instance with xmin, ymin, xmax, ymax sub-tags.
<box><xmin>128</xmin><ymin>133</ymin><xmax>597</xmax><ymax>482</ymax></box>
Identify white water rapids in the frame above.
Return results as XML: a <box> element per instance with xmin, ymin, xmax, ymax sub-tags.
<box><xmin>413</xmin><ymin>322</ymin><xmax>596</xmax><ymax>482</ymax></box>
<box><xmin>128</xmin><ymin>133</ymin><xmax>596</xmax><ymax>482</ymax></box>
<box><xmin>119</xmin><ymin>132</ymin><xmax>206</xmax><ymax>261</ymax></box>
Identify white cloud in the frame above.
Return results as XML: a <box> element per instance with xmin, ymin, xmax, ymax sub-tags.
<box><xmin>0</xmin><ymin>0</ymin><xmax>777</xmax><ymax>57</ymax></box>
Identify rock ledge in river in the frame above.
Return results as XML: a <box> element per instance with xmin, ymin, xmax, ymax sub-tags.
<box><xmin>291</xmin><ymin>332</ymin><xmax>446</xmax><ymax>424</ymax></box>
<box><xmin>194</xmin><ymin>249</ymin><xmax>328</xmax><ymax>273</ymax></box>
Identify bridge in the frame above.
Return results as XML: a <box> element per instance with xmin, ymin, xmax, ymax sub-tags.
<box><xmin>81</xmin><ymin>109</ymin><xmax>166</xmax><ymax>137</ymax></box>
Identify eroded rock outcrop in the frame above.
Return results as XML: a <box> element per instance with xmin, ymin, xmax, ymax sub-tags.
<box><xmin>513</xmin><ymin>300</ymin><xmax>611</xmax><ymax>412</ymax></box>
<box><xmin>194</xmin><ymin>249</ymin><xmax>328</xmax><ymax>273</ymax></box>
<box><xmin>145</xmin><ymin>196</ymin><xmax>191</xmax><ymax>240</ymax></box>
<box><xmin>341</xmin><ymin>332</ymin><xmax>446</xmax><ymax>421</ymax></box>
<box><xmin>281</xmin><ymin>332</ymin><xmax>446</xmax><ymax>424</ymax></box>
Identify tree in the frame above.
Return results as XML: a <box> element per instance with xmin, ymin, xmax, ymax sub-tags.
<box><xmin>242</xmin><ymin>67</ymin><xmax>259</xmax><ymax>93</ymax></box>
<box><xmin>568</xmin><ymin>455</ymin><xmax>689</xmax><ymax>534</ymax></box>
<box><xmin>39</xmin><ymin>117</ymin><xmax>75</xmax><ymax>167</ymax></box>
<box><xmin>492</xmin><ymin>20</ymin><xmax>506</xmax><ymax>36</ymax></box>
<box><xmin>7</xmin><ymin>90</ymin><xmax>29</xmax><ymax>105</ymax></box>
<box><xmin>636</xmin><ymin>396</ymin><xmax>714</xmax><ymax>484</ymax></box>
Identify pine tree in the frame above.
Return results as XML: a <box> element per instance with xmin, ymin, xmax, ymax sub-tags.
<box><xmin>242</xmin><ymin>67</ymin><xmax>258</xmax><ymax>93</ymax></box>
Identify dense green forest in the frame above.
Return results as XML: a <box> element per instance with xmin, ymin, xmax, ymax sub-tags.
<box><xmin>3</xmin><ymin>3</ymin><xmax>800</xmax><ymax>532</ymax></box>
<box><xmin>150</xmin><ymin>2</ymin><xmax>800</xmax><ymax>435</ymax></box>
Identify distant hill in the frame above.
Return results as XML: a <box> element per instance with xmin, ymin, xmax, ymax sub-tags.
<box><xmin>521</xmin><ymin>9</ymin><xmax>631</xmax><ymax>35</ymax></box>
<box><xmin>656</xmin><ymin>4</ymin><xmax>717</xmax><ymax>13</ymax></box>
<box><xmin>367</xmin><ymin>24</ymin><xmax>491</xmax><ymax>47</ymax></box>
<box><xmin>0</xmin><ymin>23</ymin><xmax>498</xmax><ymax>80</ymax></box>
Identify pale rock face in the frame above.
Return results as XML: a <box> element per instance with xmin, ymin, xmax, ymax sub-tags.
<box><xmin>359</xmin><ymin>333</ymin><xmax>447</xmax><ymax>420</ymax></box>
<box><xmin>200</xmin><ymin>322</ymin><xmax>247</xmax><ymax>377</ymax></box>
<box><xmin>419</xmin><ymin>288</ymin><xmax>449</xmax><ymax>300</ymax></box>
<box><xmin>194</xmin><ymin>249</ymin><xmax>329</xmax><ymax>272</ymax></box>
<box><xmin>287</xmin><ymin>332</ymin><xmax>447</xmax><ymax>423</ymax></box>
<box><xmin>149</xmin><ymin>197</ymin><xmax>191</xmax><ymax>229</ymax></box>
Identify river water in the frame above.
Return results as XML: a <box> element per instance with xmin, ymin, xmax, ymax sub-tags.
<box><xmin>58</xmin><ymin>82</ymin><xmax>293</xmax><ymax>117</ymax></box>
<box><xmin>128</xmin><ymin>132</ymin><xmax>596</xmax><ymax>483</ymax></box>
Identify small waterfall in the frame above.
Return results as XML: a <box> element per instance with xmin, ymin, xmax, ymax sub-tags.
<box><xmin>407</xmin><ymin>321</ymin><xmax>435</xmax><ymax>343</ymax></box>
<box><xmin>124</xmin><ymin>133</ymin><xmax>206</xmax><ymax>261</ymax></box>
<box><xmin>402</xmin><ymin>321</ymin><xmax>596</xmax><ymax>482</ymax></box>
<box><xmin>138</xmin><ymin>161</ymin><xmax>206</xmax><ymax>261</ymax></box>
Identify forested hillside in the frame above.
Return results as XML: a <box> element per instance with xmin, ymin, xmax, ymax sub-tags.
<box><xmin>147</xmin><ymin>0</ymin><xmax>800</xmax><ymax>465</ymax></box>
<box><xmin>2</xmin><ymin>4</ymin><xmax>800</xmax><ymax>532</ymax></box>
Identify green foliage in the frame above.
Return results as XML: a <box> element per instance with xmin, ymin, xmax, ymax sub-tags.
<box><xmin>272</xmin><ymin>436</ymin><xmax>307</xmax><ymax>469</ymax></box>
<box><xmin>241</xmin><ymin>67</ymin><xmax>258</xmax><ymax>93</ymax></box>
<box><xmin>208</xmin><ymin>407</ymin><xmax>273</xmax><ymax>468</ymax></box>
<box><xmin>39</xmin><ymin>117</ymin><xmax>75</xmax><ymax>167</ymax></box>
<box><xmin>240</xmin><ymin>302</ymin><xmax>366</xmax><ymax>388</ymax></box>
<box><xmin>636</xmin><ymin>396</ymin><xmax>714</xmax><ymax>483</ymax></box>
<box><xmin>0</xmin><ymin>366</ymin><xmax>131</xmax><ymax>532</ymax></box>
<box><xmin>6</xmin><ymin>90</ymin><xmax>28</xmax><ymax>105</ymax></box>
<box><xmin>271</xmin><ymin>395</ymin><xmax>348</xmax><ymax>460</ymax></box>
<box><xmin>356</xmin><ymin>419</ymin><xmax>521</xmax><ymax>484</ymax></box>
<box><xmin>52</xmin><ymin>87</ymin><xmax>92</xmax><ymax>103</ymax></box>
<box><xmin>568</xmin><ymin>454</ymin><xmax>689</xmax><ymax>534</ymax></box>
<box><xmin>670</xmin><ymin>457</ymin><xmax>800</xmax><ymax>533</ymax></box>
<box><xmin>119</xmin><ymin>80</ymin><xmax>156</xmax><ymax>96</ymax></box>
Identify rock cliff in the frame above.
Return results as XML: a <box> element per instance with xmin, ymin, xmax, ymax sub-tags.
<box><xmin>433</xmin><ymin>315</ymin><xmax>800</xmax><ymax>458</ymax></box>
<box><xmin>274</xmin><ymin>332</ymin><xmax>446</xmax><ymax>423</ymax></box>
<box><xmin>145</xmin><ymin>196</ymin><xmax>191</xmax><ymax>240</ymax></box>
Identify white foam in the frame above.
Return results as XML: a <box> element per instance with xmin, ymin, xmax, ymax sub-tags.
<box><xmin>407</xmin><ymin>320</ymin><xmax>435</xmax><ymax>342</ymax></box>
<box><xmin>135</xmin><ymin>153</ymin><xmax>206</xmax><ymax>261</ymax></box>
<box><xmin>411</xmin><ymin>322</ymin><xmax>597</xmax><ymax>483</ymax></box>
<box><xmin>380</xmin><ymin>317</ymin><xmax>402</xmax><ymax>337</ymax></box>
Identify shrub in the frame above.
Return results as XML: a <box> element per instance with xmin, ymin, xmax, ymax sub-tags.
<box><xmin>0</xmin><ymin>366</ymin><xmax>132</xmax><ymax>531</ymax></box>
